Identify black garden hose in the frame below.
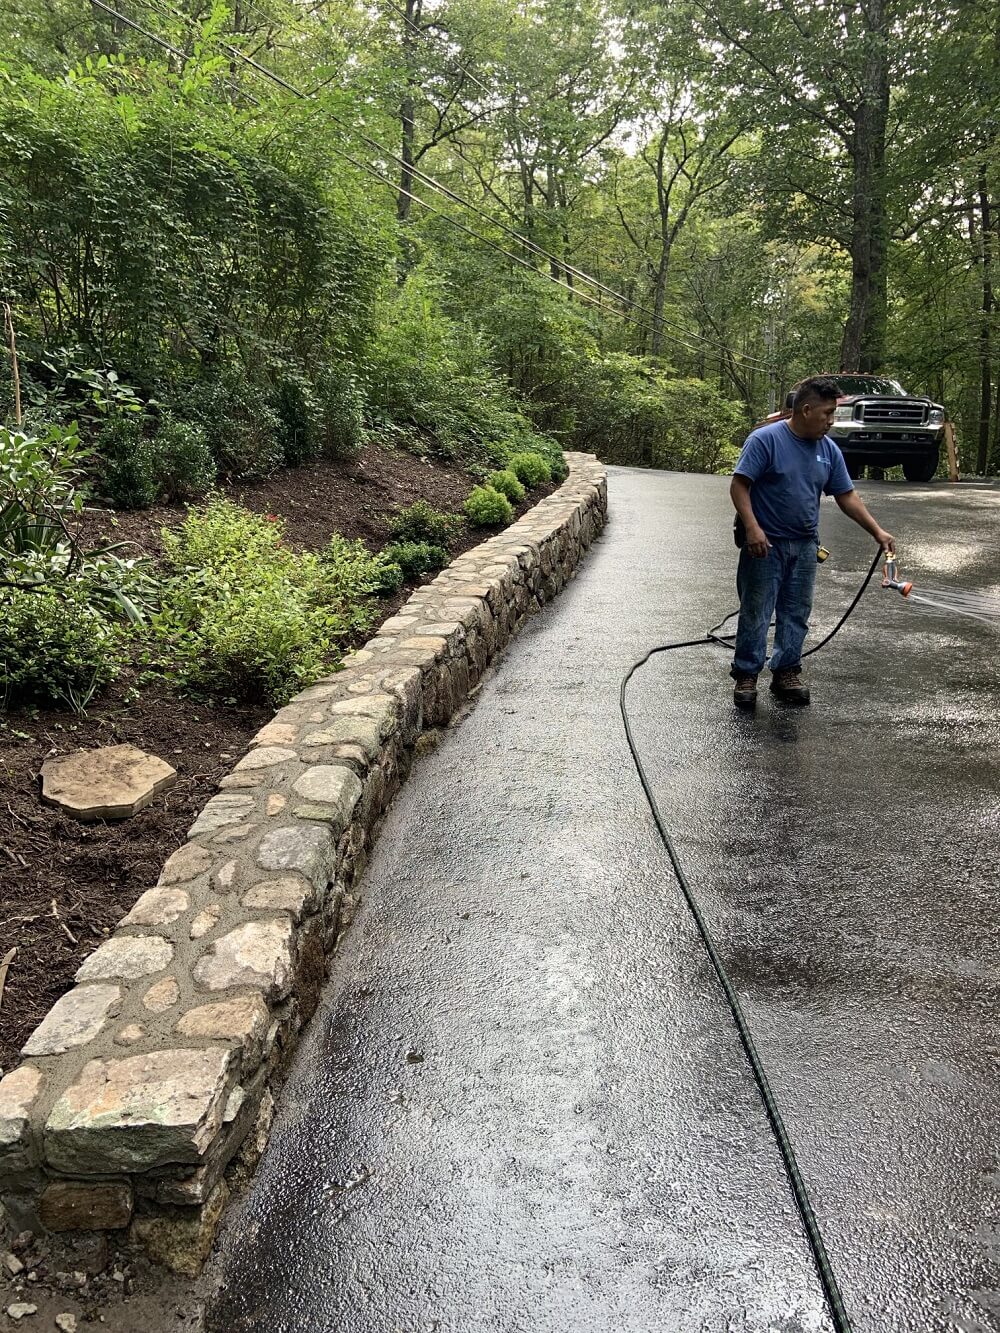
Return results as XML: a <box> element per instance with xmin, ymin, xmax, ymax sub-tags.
<box><xmin>620</xmin><ymin>548</ymin><xmax>883</xmax><ymax>1333</ymax></box>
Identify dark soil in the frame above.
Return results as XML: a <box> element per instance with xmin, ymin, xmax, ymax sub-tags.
<box><xmin>76</xmin><ymin>437</ymin><xmax>486</xmax><ymax>557</ymax></box>
<box><xmin>0</xmin><ymin>440</ymin><xmax>555</xmax><ymax>1069</ymax></box>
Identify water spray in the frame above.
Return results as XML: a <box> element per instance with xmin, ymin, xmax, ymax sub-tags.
<box><xmin>622</xmin><ymin>543</ymin><xmax>998</xmax><ymax>1333</ymax></box>
<box><xmin>881</xmin><ymin>551</ymin><xmax>1000</xmax><ymax>626</ymax></box>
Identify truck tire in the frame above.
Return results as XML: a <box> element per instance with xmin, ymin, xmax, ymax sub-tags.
<box><xmin>844</xmin><ymin>457</ymin><xmax>862</xmax><ymax>480</ymax></box>
<box><xmin>902</xmin><ymin>451</ymin><xmax>939</xmax><ymax>483</ymax></box>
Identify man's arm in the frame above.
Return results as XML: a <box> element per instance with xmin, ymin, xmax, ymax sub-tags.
<box><xmin>834</xmin><ymin>489</ymin><xmax>896</xmax><ymax>552</ymax></box>
<box><xmin>730</xmin><ymin>475</ymin><xmax>770</xmax><ymax>558</ymax></box>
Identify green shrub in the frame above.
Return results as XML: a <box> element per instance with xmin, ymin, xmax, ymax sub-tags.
<box><xmin>98</xmin><ymin>415</ymin><xmax>159</xmax><ymax>509</ymax></box>
<box><xmin>273</xmin><ymin>371</ymin><xmax>322</xmax><ymax>467</ymax></box>
<box><xmin>0</xmin><ymin>586</ymin><xmax>124</xmax><ymax>710</ymax></box>
<box><xmin>316</xmin><ymin>364</ymin><xmax>365</xmax><ymax>460</ymax></box>
<box><xmin>153</xmin><ymin>500</ymin><xmax>383</xmax><ymax>704</ymax></box>
<box><xmin>463</xmin><ymin>485</ymin><xmax>514</xmax><ymax>528</ymax></box>
<box><xmin>366</xmin><ymin>273</ymin><xmax>558</xmax><ymax>465</ymax></box>
<box><xmin>317</xmin><ymin>534</ymin><xmax>401</xmax><ymax>628</ymax></box>
<box><xmin>558</xmin><ymin>356</ymin><xmax>745</xmax><ymax>473</ymax></box>
<box><xmin>548</xmin><ymin>451</ymin><xmax>569</xmax><ymax>483</ymax></box>
<box><xmin>487</xmin><ymin>469</ymin><xmax>525</xmax><ymax>503</ymax></box>
<box><xmin>154</xmin><ymin>418</ymin><xmax>216</xmax><ymax>503</ymax></box>
<box><xmin>382</xmin><ymin>540</ymin><xmax>448</xmax><ymax>581</ymax></box>
<box><xmin>370</xmin><ymin>555</ymin><xmax>404</xmax><ymax>595</ymax></box>
<box><xmin>388</xmin><ymin>500</ymin><xmax>460</xmax><ymax>546</ymax></box>
<box><xmin>177</xmin><ymin>367</ymin><xmax>284</xmax><ymax>482</ymax></box>
<box><xmin>508</xmin><ymin>451</ymin><xmax>552</xmax><ymax>489</ymax></box>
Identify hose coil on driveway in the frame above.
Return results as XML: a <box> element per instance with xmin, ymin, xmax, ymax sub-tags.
<box><xmin>620</xmin><ymin>549</ymin><xmax>883</xmax><ymax>1333</ymax></box>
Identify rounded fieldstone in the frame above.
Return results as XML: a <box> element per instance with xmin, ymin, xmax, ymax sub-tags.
<box><xmin>233</xmin><ymin>746</ymin><xmax>297</xmax><ymax>772</ymax></box>
<box><xmin>291</xmin><ymin>766</ymin><xmax>362</xmax><ymax>827</ymax></box>
<box><xmin>192</xmin><ymin>920</ymin><xmax>294</xmax><ymax>1000</ymax></box>
<box><xmin>176</xmin><ymin>993</ymin><xmax>270</xmax><ymax>1066</ymax></box>
<box><xmin>188</xmin><ymin>795</ymin><xmax>256</xmax><ymax>838</ymax></box>
<box><xmin>301</xmin><ymin>716</ymin><xmax>383</xmax><ymax>758</ymax></box>
<box><xmin>0</xmin><ymin>1065</ymin><xmax>44</xmax><ymax>1171</ymax></box>
<box><xmin>159</xmin><ymin>843</ymin><xmax>214</xmax><ymax>886</ymax></box>
<box><xmin>143</xmin><ymin>976</ymin><xmax>181</xmax><ymax>1013</ymax></box>
<box><xmin>76</xmin><ymin>936</ymin><xmax>173</xmax><ymax>984</ymax></box>
<box><xmin>22</xmin><ymin>984</ymin><xmax>121</xmax><ymax>1057</ymax></box>
<box><xmin>241</xmin><ymin>876</ymin><xmax>314</xmax><ymax>920</ymax></box>
<box><xmin>120</xmin><ymin>886</ymin><xmax>189</xmax><ymax>928</ymax></box>
<box><xmin>257</xmin><ymin>824</ymin><xmax>333</xmax><ymax>887</ymax></box>
<box><xmin>190</xmin><ymin>905</ymin><xmax>222</xmax><ymax>940</ymax></box>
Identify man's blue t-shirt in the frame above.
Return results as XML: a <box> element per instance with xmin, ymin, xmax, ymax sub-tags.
<box><xmin>733</xmin><ymin>421</ymin><xmax>853</xmax><ymax>540</ymax></box>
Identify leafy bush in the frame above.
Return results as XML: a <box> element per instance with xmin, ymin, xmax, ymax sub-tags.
<box><xmin>317</xmin><ymin>534</ymin><xmax>402</xmax><ymax>627</ymax></box>
<box><xmin>1</xmin><ymin>423</ymin><xmax>89</xmax><ymax>589</ymax></box>
<box><xmin>547</xmin><ymin>450</ymin><xmax>569</xmax><ymax>483</ymax></box>
<box><xmin>316</xmin><ymin>364</ymin><xmax>365</xmax><ymax>460</ymax></box>
<box><xmin>153</xmin><ymin>501</ymin><xmax>382</xmax><ymax>704</ymax></box>
<box><xmin>463</xmin><ymin>485</ymin><xmax>514</xmax><ymax>528</ymax></box>
<box><xmin>273</xmin><ymin>371</ymin><xmax>322</xmax><ymax>468</ymax></box>
<box><xmin>559</xmin><ymin>356</ymin><xmax>745</xmax><ymax>473</ymax></box>
<box><xmin>98</xmin><ymin>415</ymin><xmax>159</xmax><ymax>510</ymax></box>
<box><xmin>176</xmin><ymin>367</ymin><xmax>284</xmax><ymax>482</ymax></box>
<box><xmin>31</xmin><ymin>347</ymin><xmax>146</xmax><ymax>426</ymax></box>
<box><xmin>370</xmin><ymin>555</ymin><xmax>404</xmax><ymax>595</ymax></box>
<box><xmin>154</xmin><ymin>417</ymin><xmax>216</xmax><ymax>503</ymax></box>
<box><xmin>487</xmin><ymin>469</ymin><xmax>525</xmax><ymax>503</ymax></box>
<box><xmin>388</xmin><ymin>500</ymin><xmax>460</xmax><ymax>547</ymax></box>
<box><xmin>366</xmin><ymin>274</ymin><xmax>560</xmax><ymax>465</ymax></box>
<box><xmin>382</xmin><ymin>540</ymin><xmax>448</xmax><ymax>580</ymax></box>
<box><xmin>0</xmin><ymin>586</ymin><xmax>124</xmax><ymax>711</ymax></box>
<box><xmin>508</xmin><ymin>451</ymin><xmax>552</xmax><ymax>488</ymax></box>
<box><xmin>1</xmin><ymin>423</ymin><xmax>154</xmax><ymax>626</ymax></box>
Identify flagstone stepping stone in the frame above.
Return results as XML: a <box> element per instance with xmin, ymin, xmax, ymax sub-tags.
<box><xmin>41</xmin><ymin>745</ymin><xmax>177</xmax><ymax>821</ymax></box>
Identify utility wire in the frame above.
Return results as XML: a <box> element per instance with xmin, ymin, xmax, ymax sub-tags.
<box><xmin>375</xmin><ymin>0</ymin><xmax>775</xmax><ymax>372</ymax></box>
<box><xmin>88</xmin><ymin>0</ymin><xmax>637</xmax><ymax>327</ymax></box>
<box><xmin>97</xmin><ymin>0</ymin><xmax>773</xmax><ymax>371</ymax></box>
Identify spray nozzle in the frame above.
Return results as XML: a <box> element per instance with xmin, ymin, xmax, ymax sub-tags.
<box><xmin>881</xmin><ymin>553</ymin><xmax>913</xmax><ymax>598</ymax></box>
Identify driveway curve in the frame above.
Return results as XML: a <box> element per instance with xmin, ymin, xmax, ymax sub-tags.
<box><xmin>206</xmin><ymin>468</ymin><xmax>1000</xmax><ymax>1333</ymax></box>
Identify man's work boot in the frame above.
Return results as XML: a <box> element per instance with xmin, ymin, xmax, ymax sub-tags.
<box><xmin>733</xmin><ymin>673</ymin><xmax>758</xmax><ymax>709</ymax></box>
<box><xmin>770</xmin><ymin>668</ymin><xmax>810</xmax><ymax>705</ymax></box>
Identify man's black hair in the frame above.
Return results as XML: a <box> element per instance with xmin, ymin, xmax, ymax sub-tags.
<box><xmin>791</xmin><ymin>376</ymin><xmax>840</xmax><ymax>410</ymax></box>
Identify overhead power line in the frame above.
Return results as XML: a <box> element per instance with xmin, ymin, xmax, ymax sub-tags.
<box><xmin>374</xmin><ymin>0</ymin><xmax>775</xmax><ymax>372</ymax></box>
<box><xmin>88</xmin><ymin>0</ymin><xmax>630</xmax><ymax>323</ymax></box>
<box><xmin>90</xmin><ymin>0</ymin><xmax>773</xmax><ymax>371</ymax></box>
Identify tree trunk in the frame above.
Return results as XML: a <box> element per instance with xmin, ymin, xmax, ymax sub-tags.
<box><xmin>397</xmin><ymin>0</ymin><xmax>420</xmax><ymax>226</ymax></box>
<box><xmin>840</xmin><ymin>0</ymin><xmax>889</xmax><ymax>372</ymax></box>
<box><xmin>650</xmin><ymin>246</ymin><xmax>669</xmax><ymax>357</ymax></box>
<box><xmin>977</xmin><ymin>166</ymin><xmax>993</xmax><ymax>474</ymax></box>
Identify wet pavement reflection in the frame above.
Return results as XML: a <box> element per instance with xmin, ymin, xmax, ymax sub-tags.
<box><xmin>206</xmin><ymin>471</ymin><xmax>1000</xmax><ymax>1333</ymax></box>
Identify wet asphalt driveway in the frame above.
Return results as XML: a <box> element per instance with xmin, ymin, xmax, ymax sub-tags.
<box><xmin>206</xmin><ymin>469</ymin><xmax>1000</xmax><ymax>1333</ymax></box>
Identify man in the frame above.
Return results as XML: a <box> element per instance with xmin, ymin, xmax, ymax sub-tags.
<box><xmin>730</xmin><ymin>375</ymin><xmax>896</xmax><ymax>709</ymax></box>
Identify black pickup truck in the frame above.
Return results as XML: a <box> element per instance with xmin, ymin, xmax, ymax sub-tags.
<box><xmin>764</xmin><ymin>374</ymin><xmax>946</xmax><ymax>482</ymax></box>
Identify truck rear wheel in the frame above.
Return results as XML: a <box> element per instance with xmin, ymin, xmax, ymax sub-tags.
<box><xmin>902</xmin><ymin>451</ymin><xmax>939</xmax><ymax>483</ymax></box>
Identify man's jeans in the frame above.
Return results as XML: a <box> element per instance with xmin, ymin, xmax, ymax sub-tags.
<box><xmin>731</xmin><ymin>538</ymin><xmax>817</xmax><ymax>679</ymax></box>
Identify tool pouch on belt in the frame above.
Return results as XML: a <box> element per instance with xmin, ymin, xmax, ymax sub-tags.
<box><xmin>733</xmin><ymin>514</ymin><xmax>746</xmax><ymax>548</ymax></box>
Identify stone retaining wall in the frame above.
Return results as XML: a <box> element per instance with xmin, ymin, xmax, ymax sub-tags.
<box><xmin>0</xmin><ymin>452</ymin><xmax>607</xmax><ymax>1271</ymax></box>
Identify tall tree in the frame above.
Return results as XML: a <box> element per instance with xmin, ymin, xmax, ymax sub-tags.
<box><xmin>688</xmin><ymin>0</ymin><xmax>967</xmax><ymax>372</ymax></box>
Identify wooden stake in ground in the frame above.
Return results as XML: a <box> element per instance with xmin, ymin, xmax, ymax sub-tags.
<box><xmin>0</xmin><ymin>947</ymin><xmax>16</xmax><ymax>1024</ymax></box>
<box><xmin>2</xmin><ymin>301</ymin><xmax>22</xmax><ymax>427</ymax></box>
<box><xmin>944</xmin><ymin>421</ymin><xmax>959</xmax><ymax>482</ymax></box>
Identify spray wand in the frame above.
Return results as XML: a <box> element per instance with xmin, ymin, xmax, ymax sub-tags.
<box><xmin>881</xmin><ymin>553</ymin><xmax>913</xmax><ymax>598</ymax></box>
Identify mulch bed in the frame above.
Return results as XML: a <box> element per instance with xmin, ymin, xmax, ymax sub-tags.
<box><xmin>1</xmin><ymin>440</ymin><xmax>555</xmax><ymax>1069</ymax></box>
